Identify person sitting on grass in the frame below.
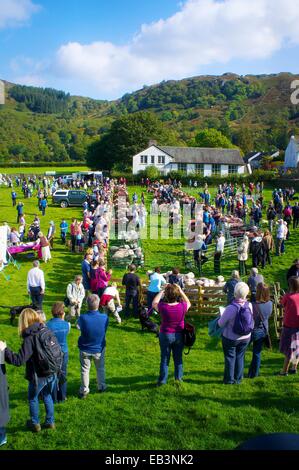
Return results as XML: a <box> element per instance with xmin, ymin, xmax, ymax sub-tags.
<box><xmin>47</xmin><ymin>302</ymin><xmax>71</xmax><ymax>402</ymax></box>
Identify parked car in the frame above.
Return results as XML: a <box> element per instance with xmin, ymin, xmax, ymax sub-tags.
<box><xmin>52</xmin><ymin>189</ymin><xmax>88</xmax><ymax>208</ymax></box>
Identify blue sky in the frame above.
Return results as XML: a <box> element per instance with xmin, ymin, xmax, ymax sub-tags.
<box><xmin>0</xmin><ymin>0</ymin><xmax>299</xmax><ymax>99</ymax></box>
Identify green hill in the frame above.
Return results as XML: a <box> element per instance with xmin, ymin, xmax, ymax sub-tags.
<box><xmin>0</xmin><ymin>72</ymin><xmax>299</xmax><ymax>163</ymax></box>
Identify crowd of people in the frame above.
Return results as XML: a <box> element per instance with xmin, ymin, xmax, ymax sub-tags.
<box><xmin>0</xmin><ymin>176</ymin><xmax>299</xmax><ymax>448</ymax></box>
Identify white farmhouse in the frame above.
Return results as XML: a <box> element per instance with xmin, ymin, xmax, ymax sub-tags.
<box><xmin>133</xmin><ymin>144</ymin><xmax>245</xmax><ymax>176</ymax></box>
<box><xmin>284</xmin><ymin>136</ymin><xmax>299</xmax><ymax>169</ymax></box>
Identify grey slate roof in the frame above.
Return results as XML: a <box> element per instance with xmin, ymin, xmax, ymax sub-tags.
<box><xmin>157</xmin><ymin>146</ymin><xmax>244</xmax><ymax>165</ymax></box>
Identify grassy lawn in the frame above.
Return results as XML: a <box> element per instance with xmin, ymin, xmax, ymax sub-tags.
<box><xmin>1</xmin><ymin>183</ymin><xmax>299</xmax><ymax>451</ymax></box>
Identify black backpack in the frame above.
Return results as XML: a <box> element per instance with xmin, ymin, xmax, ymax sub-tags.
<box><xmin>33</xmin><ymin>327</ymin><xmax>63</xmax><ymax>377</ymax></box>
<box><xmin>183</xmin><ymin>321</ymin><xmax>196</xmax><ymax>355</ymax></box>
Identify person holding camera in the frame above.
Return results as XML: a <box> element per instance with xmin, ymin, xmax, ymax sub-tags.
<box><xmin>65</xmin><ymin>275</ymin><xmax>85</xmax><ymax>320</ymax></box>
<box><xmin>152</xmin><ymin>284</ymin><xmax>191</xmax><ymax>386</ymax></box>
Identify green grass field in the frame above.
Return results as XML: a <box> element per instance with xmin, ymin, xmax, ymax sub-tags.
<box><xmin>1</xmin><ymin>183</ymin><xmax>299</xmax><ymax>451</ymax></box>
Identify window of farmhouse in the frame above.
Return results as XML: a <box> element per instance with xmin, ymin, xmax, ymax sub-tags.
<box><xmin>212</xmin><ymin>164</ymin><xmax>221</xmax><ymax>175</ymax></box>
<box><xmin>158</xmin><ymin>155</ymin><xmax>165</xmax><ymax>164</ymax></box>
<box><xmin>195</xmin><ymin>163</ymin><xmax>204</xmax><ymax>175</ymax></box>
<box><xmin>228</xmin><ymin>165</ymin><xmax>238</xmax><ymax>174</ymax></box>
<box><xmin>140</xmin><ymin>155</ymin><xmax>148</xmax><ymax>164</ymax></box>
<box><xmin>178</xmin><ymin>163</ymin><xmax>187</xmax><ymax>172</ymax></box>
<box><xmin>151</xmin><ymin>155</ymin><xmax>155</xmax><ymax>164</ymax></box>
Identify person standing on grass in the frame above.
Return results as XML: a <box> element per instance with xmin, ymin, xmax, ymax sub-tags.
<box><xmin>70</xmin><ymin>219</ymin><xmax>77</xmax><ymax>252</ymax></box>
<box><xmin>0</xmin><ymin>344</ymin><xmax>9</xmax><ymax>447</ymax></box>
<box><xmin>122</xmin><ymin>264</ymin><xmax>141</xmax><ymax>318</ymax></box>
<box><xmin>237</xmin><ymin>234</ymin><xmax>249</xmax><ymax>276</ymax></box>
<box><xmin>66</xmin><ymin>275</ymin><xmax>85</xmax><ymax>320</ymax></box>
<box><xmin>47</xmin><ymin>221</ymin><xmax>55</xmax><ymax>250</ymax></box>
<box><xmin>77</xmin><ymin>295</ymin><xmax>109</xmax><ymax>399</ymax></box>
<box><xmin>248</xmin><ymin>284</ymin><xmax>273</xmax><ymax>378</ymax></box>
<box><xmin>1</xmin><ymin>309</ymin><xmax>57</xmax><ymax>432</ymax></box>
<box><xmin>153</xmin><ymin>284</ymin><xmax>191</xmax><ymax>386</ymax></box>
<box><xmin>27</xmin><ymin>260</ymin><xmax>45</xmax><ymax>310</ymax></box>
<box><xmin>47</xmin><ymin>302</ymin><xmax>70</xmax><ymax>403</ymax></box>
<box><xmin>11</xmin><ymin>190</ymin><xmax>17</xmax><ymax>207</ymax></box>
<box><xmin>292</xmin><ymin>202</ymin><xmax>299</xmax><ymax>229</ymax></box>
<box><xmin>16</xmin><ymin>201</ymin><xmax>24</xmax><ymax>224</ymax></box>
<box><xmin>214</xmin><ymin>232</ymin><xmax>225</xmax><ymax>275</ymax></box>
<box><xmin>82</xmin><ymin>252</ymin><xmax>93</xmax><ymax>295</ymax></box>
<box><xmin>146</xmin><ymin>267</ymin><xmax>166</xmax><ymax>309</ymax></box>
<box><xmin>218</xmin><ymin>282</ymin><xmax>253</xmax><ymax>385</ymax></box>
<box><xmin>60</xmin><ymin>219</ymin><xmax>68</xmax><ymax>245</ymax></box>
<box><xmin>223</xmin><ymin>271</ymin><xmax>241</xmax><ymax>306</ymax></box>
<box><xmin>278</xmin><ymin>277</ymin><xmax>299</xmax><ymax>376</ymax></box>
<box><xmin>40</xmin><ymin>198</ymin><xmax>47</xmax><ymax>217</ymax></box>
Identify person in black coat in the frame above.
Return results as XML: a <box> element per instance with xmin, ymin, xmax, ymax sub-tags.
<box><xmin>0</xmin><ymin>359</ymin><xmax>9</xmax><ymax>446</ymax></box>
<box><xmin>287</xmin><ymin>259</ymin><xmax>299</xmax><ymax>282</ymax></box>
<box><xmin>1</xmin><ymin>308</ymin><xmax>57</xmax><ymax>433</ymax></box>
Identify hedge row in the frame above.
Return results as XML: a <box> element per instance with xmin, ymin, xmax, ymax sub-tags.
<box><xmin>0</xmin><ymin>162</ymin><xmax>87</xmax><ymax>168</ymax></box>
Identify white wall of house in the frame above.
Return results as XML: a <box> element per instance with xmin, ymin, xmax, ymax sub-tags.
<box><xmin>238</xmin><ymin>165</ymin><xmax>245</xmax><ymax>174</ymax></box>
<box><xmin>132</xmin><ymin>146</ymin><xmax>172</xmax><ymax>174</ymax></box>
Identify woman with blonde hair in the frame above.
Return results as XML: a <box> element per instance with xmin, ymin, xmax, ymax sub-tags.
<box><xmin>0</xmin><ymin>308</ymin><xmax>57</xmax><ymax>432</ymax></box>
<box><xmin>38</xmin><ymin>232</ymin><xmax>51</xmax><ymax>263</ymax></box>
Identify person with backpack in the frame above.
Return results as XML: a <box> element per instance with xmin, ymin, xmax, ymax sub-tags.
<box><xmin>248</xmin><ymin>284</ymin><xmax>273</xmax><ymax>378</ymax></box>
<box><xmin>47</xmin><ymin>302</ymin><xmax>71</xmax><ymax>402</ymax></box>
<box><xmin>1</xmin><ymin>308</ymin><xmax>62</xmax><ymax>432</ymax></box>
<box><xmin>218</xmin><ymin>282</ymin><xmax>253</xmax><ymax>384</ymax></box>
<box><xmin>152</xmin><ymin>284</ymin><xmax>191</xmax><ymax>386</ymax></box>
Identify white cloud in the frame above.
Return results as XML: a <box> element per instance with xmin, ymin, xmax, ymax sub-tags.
<box><xmin>0</xmin><ymin>0</ymin><xmax>40</xmax><ymax>29</ymax></box>
<box><xmin>9</xmin><ymin>0</ymin><xmax>299</xmax><ymax>98</ymax></box>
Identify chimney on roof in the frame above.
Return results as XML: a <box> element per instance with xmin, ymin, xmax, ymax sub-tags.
<box><xmin>148</xmin><ymin>139</ymin><xmax>157</xmax><ymax>147</ymax></box>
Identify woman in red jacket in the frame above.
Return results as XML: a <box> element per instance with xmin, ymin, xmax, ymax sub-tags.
<box><xmin>279</xmin><ymin>277</ymin><xmax>299</xmax><ymax>375</ymax></box>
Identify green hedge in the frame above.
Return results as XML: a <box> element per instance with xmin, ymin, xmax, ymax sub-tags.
<box><xmin>0</xmin><ymin>162</ymin><xmax>87</xmax><ymax>168</ymax></box>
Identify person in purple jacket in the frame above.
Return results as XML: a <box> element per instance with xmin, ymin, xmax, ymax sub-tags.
<box><xmin>153</xmin><ymin>284</ymin><xmax>191</xmax><ymax>386</ymax></box>
<box><xmin>218</xmin><ymin>282</ymin><xmax>253</xmax><ymax>385</ymax></box>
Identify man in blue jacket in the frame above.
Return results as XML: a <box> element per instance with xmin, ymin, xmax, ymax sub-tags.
<box><xmin>77</xmin><ymin>295</ymin><xmax>109</xmax><ymax>399</ymax></box>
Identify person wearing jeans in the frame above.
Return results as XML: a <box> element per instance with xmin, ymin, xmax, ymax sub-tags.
<box><xmin>28</xmin><ymin>375</ymin><xmax>56</xmax><ymax>426</ymax></box>
<box><xmin>2</xmin><ymin>308</ymin><xmax>57</xmax><ymax>432</ymax></box>
<box><xmin>153</xmin><ymin>284</ymin><xmax>191</xmax><ymax>386</ymax></box>
<box><xmin>221</xmin><ymin>337</ymin><xmax>250</xmax><ymax>384</ymax></box>
<box><xmin>47</xmin><ymin>302</ymin><xmax>71</xmax><ymax>402</ymax></box>
<box><xmin>248</xmin><ymin>284</ymin><xmax>273</xmax><ymax>378</ymax></box>
<box><xmin>218</xmin><ymin>282</ymin><xmax>253</xmax><ymax>384</ymax></box>
<box><xmin>0</xmin><ymin>361</ymin><xmax>9</xmax><ymax>447</ymax></box>
<box><xmin>77</xmin><ymin>295</ymin><xmax>109</xmax><ymax>398</ymax></box>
